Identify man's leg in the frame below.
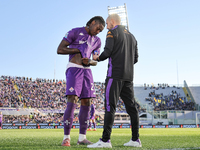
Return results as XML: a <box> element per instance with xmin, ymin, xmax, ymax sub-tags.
<box><xmin>87</xmin><ymin>78</ymin><xmax>120</xmax><ymax>148</ymax></box>
<box><xmin>92</xmin><ymin>119</ymin><xmax>96</xmax><ymax>130</ymax></box>
<box><xmin>62</xmin><ymin>67</ymin><xmax>83</xmax><ymax>146</ymax></box>
<box><xmin>77</xmin><ymin>98</ymin><xmax>93</xmax><ymax>145</ymax></box>
<box><xmin>78</xmin><ymin>69</ymin><xmax>95</xmax><ymax>144</ymax></box>
<box><xmin>102</xmin><ymin>78</ymin><xmax>121</xmax><ymax>142</ymax></box>
<box><xmin>120</xmin><ymin>81</ymin><xmax>141</xmax><ymax>147</ymax></box>
<box><xmin>62</xmin><ymin>95</ymin><xmax>78</xmax><ymax>146</ymax></box>
<box><xmin>88</xmin><ymin>119</ymin><xmax>92</xmax><ymax>131</ymax></box>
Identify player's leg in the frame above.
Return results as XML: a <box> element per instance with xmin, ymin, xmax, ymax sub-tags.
<box><xmin>87</xmin><ymin>119</ymin><xmax>92</xmax><ymax>131</ymax></box>
<box><xmin>62</xmin><ymin>67</ymin><xmax>83</xmax><ymax>146</ymax></box>
<box><xmin>62</xmin><ymin>95</ymin><xmax>78</xmax><ymax>146</ymax></box>
<box><xmin>77</xmin><ymin>69</ymin><xmax>95</xmax><ymax>145</ymax></box>
<box><xmin>92</xmin><ymin>119</ymin><xmax>96</xmax><ymax>131</ymax></box>
<box><xmin>120</xmin><ymin>81</ymin><xmax>141</xmax><ymax>147</ymax></box>
<box><xmin>77</xmin><ymin>98</ymin><xmax>93</xmax><ymax>145</ymax></box>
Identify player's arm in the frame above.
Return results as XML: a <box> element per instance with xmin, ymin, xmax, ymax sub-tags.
<box><xmin>95</xmin><ymin>31</ymin><xmax>114</xmax><ymax>62</ymax></box>
<box><xmin>57</xmin><ymin>40</ymin><xmax>80</xmax><ymax>55</ymax></box>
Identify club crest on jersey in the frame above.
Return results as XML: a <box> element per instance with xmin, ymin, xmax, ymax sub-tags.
<box><xmin>69</xmin><ymin>87</ymin><xmax>74</xmax><ymax>92</ymax></box>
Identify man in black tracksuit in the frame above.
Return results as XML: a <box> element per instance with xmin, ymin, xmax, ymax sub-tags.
<box><xmin>87</xmin><ymin>14</ymin><xmax>141</xmax><ymax>148</ymax></box>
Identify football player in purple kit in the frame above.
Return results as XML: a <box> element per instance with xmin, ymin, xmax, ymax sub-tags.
<box><xmin>87</xmin><ymin>101</ymin><xmax>96</xmax><ymax>131</ymax></box>
<box><xmin>57</xmin><ymin>16</ymin><xmax>105</xmax><ymax>147</ymax></box>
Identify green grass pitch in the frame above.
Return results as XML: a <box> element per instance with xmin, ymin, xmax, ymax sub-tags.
<box><xmin>0</xmin><ymin>128</ymin><xmax>200</xmax><ymax>150</ymax></box>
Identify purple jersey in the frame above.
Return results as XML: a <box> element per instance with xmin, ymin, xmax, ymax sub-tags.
<box><xmin>63</xmin><ymin>27</ymin><xmax>101</xmax><ymax>61</ymax></box>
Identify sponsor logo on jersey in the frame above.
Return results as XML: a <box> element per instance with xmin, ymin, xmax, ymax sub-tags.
<box><xmin>79</xmin><ymin>40</ymin><xmax>87</xmax><ymax>44</ymax></box>
<box><xmin>79</xmin><ymin>32</ymin><xmax>84</xmax><ymax>36</ymax></box>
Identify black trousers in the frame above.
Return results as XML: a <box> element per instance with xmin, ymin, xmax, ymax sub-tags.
<box><xmin>102</xmin><ymin>77</ymin><xmax>139</xmax><ymax>141</ymax></box>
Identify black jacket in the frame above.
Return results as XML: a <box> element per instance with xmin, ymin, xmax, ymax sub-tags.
<box><xmin>99</xmin><ymin>25</ymin><xmax>138</xmax><ymax>81</ymax></box>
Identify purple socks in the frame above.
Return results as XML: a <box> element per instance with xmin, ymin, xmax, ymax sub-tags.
<box><xmin>79</xmin><ymin>105</ymin><xmax>90</xmax><ymax>134</ymax></box>
<box><xmin>63</xmin><ymin>102</ymin><xmax>90</xmax><ymax>135</ymax></box>
<box><xmin>93</xmin><ymin>122</ymin><xmax>96</xmax><ymax>128</ymax></box>
<box><xmin>63</xmin><ymin>102</ymin><xmax>77</xmax><ymax>135</ymax></box>
<box><xmin>89</xmin><ymin>121</ymin><xmax>92</xmax><ymax>128</ymax></box>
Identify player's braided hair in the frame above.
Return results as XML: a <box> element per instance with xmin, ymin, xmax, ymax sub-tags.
<box><xmin>86</xmin><ymin>16</ymin><xmax>105</xmax><ymax>27</ymax></box>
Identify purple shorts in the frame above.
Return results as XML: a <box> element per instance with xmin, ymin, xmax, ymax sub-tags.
<box><xmin>66</xmin><ymin>67</ymin><xmax>96</xmax><ymax>99</ymax></box>
<box><xmin>90</xmin><ymin>116</ymin><xmax>95</xmax><ymax>120</ymax></box>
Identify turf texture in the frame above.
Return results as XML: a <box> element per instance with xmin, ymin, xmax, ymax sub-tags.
<box><xmin>0</xmin><ymin>128</ymin><xmax>200</xmax><ymax>150</ymax></box>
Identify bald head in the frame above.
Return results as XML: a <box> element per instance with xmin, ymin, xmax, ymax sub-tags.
<box><xmin>107</xmin><ymin>14</ymin><xmax>121</xmax><ymax>24</ymax></box>
<box><xmin>106</xmin><ymin>14</ymin><xmax>121</xmax><ymax>30</ymax></box>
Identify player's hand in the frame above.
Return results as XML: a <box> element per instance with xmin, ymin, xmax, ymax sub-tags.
<box><xmin>93</xmin><ymin>53</ymin><xmax>99</xmax><ymax>61</ymax></box>
<box><xmin>75</xmin><ymin>48</ymin><xmax>81</xmax><ymax>53</ymax></box>
<box><xmin>82</xmin><ymin>58</ymin><xmax>90</xmax><ymax>66</ymax></box>
<box><xmin>82</xmin><ymin>58</ymin><xmax>98</xmax><ymax>66</ymax></box>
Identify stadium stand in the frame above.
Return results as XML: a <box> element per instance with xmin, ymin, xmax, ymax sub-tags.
<box><xmin>134</xmin><ymin>84</ymin><xmax>196</xmax><ymax>111</ymax></box>
<box><xmin>189</xmin><ymin>86</ymin><xmax>200</xmax><ymax>109</ymax></box>
<box><xmin>0</xmin><ymin>75</ymin><xmax>199</xmax><ymax>124</ymax></box>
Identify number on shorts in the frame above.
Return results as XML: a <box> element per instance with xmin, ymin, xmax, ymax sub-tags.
<box><xmin>91</xmin><ymin>83</ymin><xmax>94</xmax><ymax>91</ymax></box>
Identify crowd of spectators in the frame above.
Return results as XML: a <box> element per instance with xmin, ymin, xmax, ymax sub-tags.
<box><xmin>0</xmin><ymin>76</ymin><xmax>132</xmax><ymax>112</ymax></box>
<box><xmin>1</xmin><ymin>75</ymin><xmax>139</xmax><ymax>124</ymax></box>
<box><xmin>2</xmin><ymin>113</ymin><xmax>102</xmax><ymax>124</ymax></box>
<box><xmin>145</xmin><ymin>89</ymin><xmax>196</xmax><ymax>111</ymax></box>
<box><xmin>0</xmin><ymin>76</ymin><xmax>67</xmax><ymax>110</ymax></box>
<box><xmin>2</xmin><ymin>113</ymin><xmax>63</xmax><ymax>124</ymax></box>
<box><xmin>1</xmin><ymin>76</ymin><xmax>196</xmax><ymax>124</ymax></box>
<box><xmin>144</xmin><ymin>83</ymin><xmax>177</xmax><ymax>90</ymax></box>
